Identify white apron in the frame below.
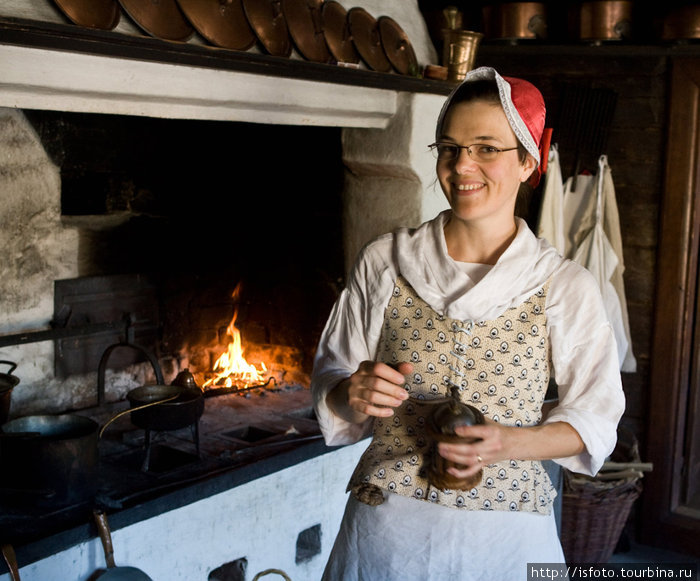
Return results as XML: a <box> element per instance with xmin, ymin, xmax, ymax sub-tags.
<box><xmin>322</xmin><ymin>492</ymin><xmax>565</xmax><ymax>581</ymax></box>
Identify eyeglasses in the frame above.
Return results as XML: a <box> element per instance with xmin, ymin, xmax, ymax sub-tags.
<box><xmin>428</xmin><ymin>142</ymin><xmax>519</xmax><ymax>163</ymax></box>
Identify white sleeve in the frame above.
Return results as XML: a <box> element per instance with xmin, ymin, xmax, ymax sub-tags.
<box><xmin>543</xmin><ymin>261</ymin><xmax>626</xmax><ymax>476</ymax></box>
<box><xmin>311</xmin><ymin>239</ymin><xmax>397</xmax><ymax>446</ymax></box>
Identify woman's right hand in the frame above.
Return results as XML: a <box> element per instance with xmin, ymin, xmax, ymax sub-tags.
<box><xmin>327</xmin><ymin>361</ymin><xmax>413</xmax><ymax>422</ymax></box>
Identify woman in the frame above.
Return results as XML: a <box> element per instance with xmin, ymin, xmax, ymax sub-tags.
<box><xmin>311</xmin><ymin>67</ymin><xmax>625</xmax><ymax>580</ymax></box>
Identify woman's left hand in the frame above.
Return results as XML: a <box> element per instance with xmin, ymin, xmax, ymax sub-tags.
<box><xmin>436</xmin><ymin>419</ymin><xmax>586</xmax><ymax>479</ymax></box>
<box><xmin>436</xmin><ymin>420</ymin><xmax>512</xmax><ymax>478</ymax></box>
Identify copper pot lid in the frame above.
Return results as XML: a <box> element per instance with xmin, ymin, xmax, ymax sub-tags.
<box><xmin>281</xmin><ymin>0</ymin><xmax>331</xmax><ymax>63</ymax></box>
<box><xmin>176</xmin><ymin>0</ymin><xmax>256</xmax><ymax>50</ymax></box>
<box><xmin>322</xmin><ymin>1</ymin><xmax>358</xmax><ymax>64</ymax></box>
<box><xmin>52</xmin><ymin>0</ymin><xmax>121</xmax><ymax>30</ymax></box>
<box><xmin>118</xmin><ymin>0</ymin><xmax>195</xmax><ymax>41</ymax></box>
<box><xmin>347</xmin><ymin>7</ymin><xmax>391</xmax><ymax>72</ymax></box>
<box><xmin>242</xmin><ymin>0</ymin><xmax>292</xmax><ymax>57</ymax></box>
<box><xmin>378</xmin><ymin>16</ymin><xmax>417</xmax><ymax>75</ymax></box>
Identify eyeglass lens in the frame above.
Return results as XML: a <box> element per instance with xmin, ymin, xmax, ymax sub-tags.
<box><xmin>430</xmin><ymin>143</ymin><xmax>513</xmax><ymax>162</ymax></box>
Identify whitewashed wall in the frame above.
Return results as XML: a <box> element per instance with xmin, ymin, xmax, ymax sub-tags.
<box><xmin>0</xmin><ymin>441</ymin><xmax>368</xmax><ymax>581</ymax></box>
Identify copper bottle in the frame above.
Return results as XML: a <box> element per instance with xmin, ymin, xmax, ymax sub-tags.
<box><xmin>426</xmin><ymin>386</ymin><xmax>485</xmax><ymax>490</ymax></box>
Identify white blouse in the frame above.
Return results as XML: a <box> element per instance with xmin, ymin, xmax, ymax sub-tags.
<box><xmin>312</xmin><ymin>211</ymin><xmax>625</xmax><ymax>477</ymax></box>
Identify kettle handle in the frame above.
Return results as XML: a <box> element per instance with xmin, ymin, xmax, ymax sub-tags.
<box><xmin>0</xmin><ymin>361</ymin><xmax>17</xmax><ymax>375</ymax></box>
<box><xmin>97</xmin><ymin>343</ymin><xmax>164</xmax><ymax>406</ymax></box>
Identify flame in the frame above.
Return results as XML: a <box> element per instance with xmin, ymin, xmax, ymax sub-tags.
<box><xmin>202</xmin><ymin>284</ymin><xmax>267</xmax><ymax>389</ymax></box>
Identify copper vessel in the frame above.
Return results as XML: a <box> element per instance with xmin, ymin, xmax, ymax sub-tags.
<box><xmin>441</xmin><ymin>29</ymin><xmax>483</xmax><ymax>83</ymax></box>
<box><xmin>579</xmin><ymin>1</ymin><xmax>632</xmax><ymax>41</ymax></box>
<box><xmin>662</xmin><ymin>6</ymin><xmax>700</xmax><ymax>40</ymax></box>
<box><xmin>482</xmin><ymin>2</ymin><xmax>547</xmax><ymax>40</ymax></box>
<box><xmin>425</xmin><ymin>387</ymin><xmax>485</xmax><ymax>491</ymax></box>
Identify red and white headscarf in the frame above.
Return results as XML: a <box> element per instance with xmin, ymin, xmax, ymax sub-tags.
<box><xmin>435</xmin><ymin>66</ymin><xmax>552</xmax><ymax>186</ymax></box>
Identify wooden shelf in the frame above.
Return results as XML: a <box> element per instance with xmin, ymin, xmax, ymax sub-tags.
<box><xmin>3</xmin><ymin>17</ymin><xmax>698</xmax><ymax>101</ymax></box>
<box><xmin>478</xmin><ymin>39</ymin><xmax>700</xmax><ymax>59</ymax></box>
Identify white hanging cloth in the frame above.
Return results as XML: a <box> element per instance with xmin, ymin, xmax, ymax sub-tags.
<box><xmin>536</xmin><ymin>144</ymin><xmax>566</xmax><ymax>255</ymax></box>
<box><xmin>562</xmin><ymin>155</ymin><xmax>636</xmax><ymax>372</ymax></box>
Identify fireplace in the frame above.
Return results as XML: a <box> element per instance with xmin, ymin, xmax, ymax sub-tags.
<box><xmin>22</xmin><ymin>108</ymin><xmax>346</xmax><ymax>396</ymax></box>
<box><xmin>0</xmin><ymin>4</ymin><xmax>450</xmax><ymax>579</ymax></box>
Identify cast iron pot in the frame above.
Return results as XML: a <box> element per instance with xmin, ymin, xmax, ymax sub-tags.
<box><xmin>126</xmin><ymin>384</ymin><xmax>204</xmax><ymax>432</ymax></box>
<box><xmin>99</xmin><ymin>342</ymin><xmax>204</xmax><ymax>433</ymax></box>
<box><xmin>0</xmin><ymin>413</ymin><xmax>99</xmax><ymax>507</ymax></box>
<box><xmin>0</xmin><ymin>361</ymin><xmax>20</xmax><ymax>425</ymax></box>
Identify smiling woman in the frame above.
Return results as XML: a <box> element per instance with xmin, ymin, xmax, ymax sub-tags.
<box><xmin>311</xmin><ymin>66</ymin><xmax>625</xmax><ymax>581</ymax></box>
<box><xmin>435</xmin><ymin>98</ymin><xmax>535</xmax><ymax>251</ymax></box>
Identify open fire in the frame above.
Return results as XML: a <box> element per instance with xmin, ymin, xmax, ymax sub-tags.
<box><xmin>201</xmin><ymin>284</ymin><xmax>268</xmax><ymax>390</ymax></box>
<box><xmin>187</xmin><ymin>282</ymin><xmax>311</xmax><ymax>394</ymax></box>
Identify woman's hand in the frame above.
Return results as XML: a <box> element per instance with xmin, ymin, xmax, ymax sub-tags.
<box><xmin>436</xmin><ymin>420</ymin><xmax>506</xmax><ymax>479</ymax></box>
<box><xmin>327</xmin><ymin>361</ymin><xmax>413</xmax><ymax>423</ymax></box>
<box><xmin>437</xmin><ymin>420</ymin><xmax>585</xmax><ymax>479</ymax></box>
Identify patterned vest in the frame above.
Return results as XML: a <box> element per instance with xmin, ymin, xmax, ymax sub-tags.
<box><xmin>348</xmin><ymin>275</ymin><xmax>556</xmax><ymax>514</ymax></box>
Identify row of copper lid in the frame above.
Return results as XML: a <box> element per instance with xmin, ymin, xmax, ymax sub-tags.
<box><xmin>50</xmin><ymin>0</ymin><xmax>420</xmax><ymax>76</ymax></box>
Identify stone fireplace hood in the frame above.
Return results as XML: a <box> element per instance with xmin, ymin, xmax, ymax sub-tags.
<box><xmin>0</xmin><ymin>13</ymin><xmax>452</xmax><ymax>264</ymax></box>
<box><xmin>1</xmin><ymin>41</ymin><xmax>399</xmax><ymax>127</ymax></box>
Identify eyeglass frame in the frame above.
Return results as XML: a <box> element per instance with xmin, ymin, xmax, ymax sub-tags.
<box><xmin>428</xmin><ymin>142</ymin><xmax>520</xmax><ymax>163</ymax></box>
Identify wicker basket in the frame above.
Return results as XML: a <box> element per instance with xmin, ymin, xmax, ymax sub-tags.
<box><xmin>559</xmin><ymin>428</ymin><xmax>644</xmax><ymax>564</ymax></box>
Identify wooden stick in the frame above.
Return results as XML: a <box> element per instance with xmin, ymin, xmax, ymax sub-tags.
<box><xmin>601</xmin><ymin>461</ymin><xmax>653</xmax><ymax>472</ymax></box>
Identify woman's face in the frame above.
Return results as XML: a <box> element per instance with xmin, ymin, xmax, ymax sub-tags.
<box><xmin>436</xmin><ymin>100</ymin><xmax>536</xmax><ymax>226</ymax></box>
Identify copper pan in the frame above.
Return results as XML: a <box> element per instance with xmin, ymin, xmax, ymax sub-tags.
<box><xmin>52</xmin><ymin>0</ymin><xmax>121</xmax><ymax>30</ymax></box>
<box><xmin>378</xmin><ymin>16</ymin><xmax>418</xmax><ymax>76</ymax></box>
<box><xmin>322</xmin><ymin>1</ymin><xmax>359</xmax><ymax>64</ymax></box>
<box><xmin>176</xmin><ymin>0</ymin><xmax>256</xmax><ymax>50</ymax></box>
<box><xmin>93</xmin><ymin>510</ymin><xmax>153</xmax><ymax>580</ymax></box>
<box><xmin>281</xmin><ymin>0</ymin><xmax>332</xmax><ymax>63</ymax></box>
<box><xmin>347</xmin><ymin>7</ymin><xmax>391</xmax><ymax>72</ymax></box>
<box><xmin>242</xmin><ymin>0</ymin><xmax>292</xmax><ymax>57</ymax></box>
<box><xmin>118</xmin><ymin>0</ymin><xmax>195</xmax><ymax>41</ymax></box>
